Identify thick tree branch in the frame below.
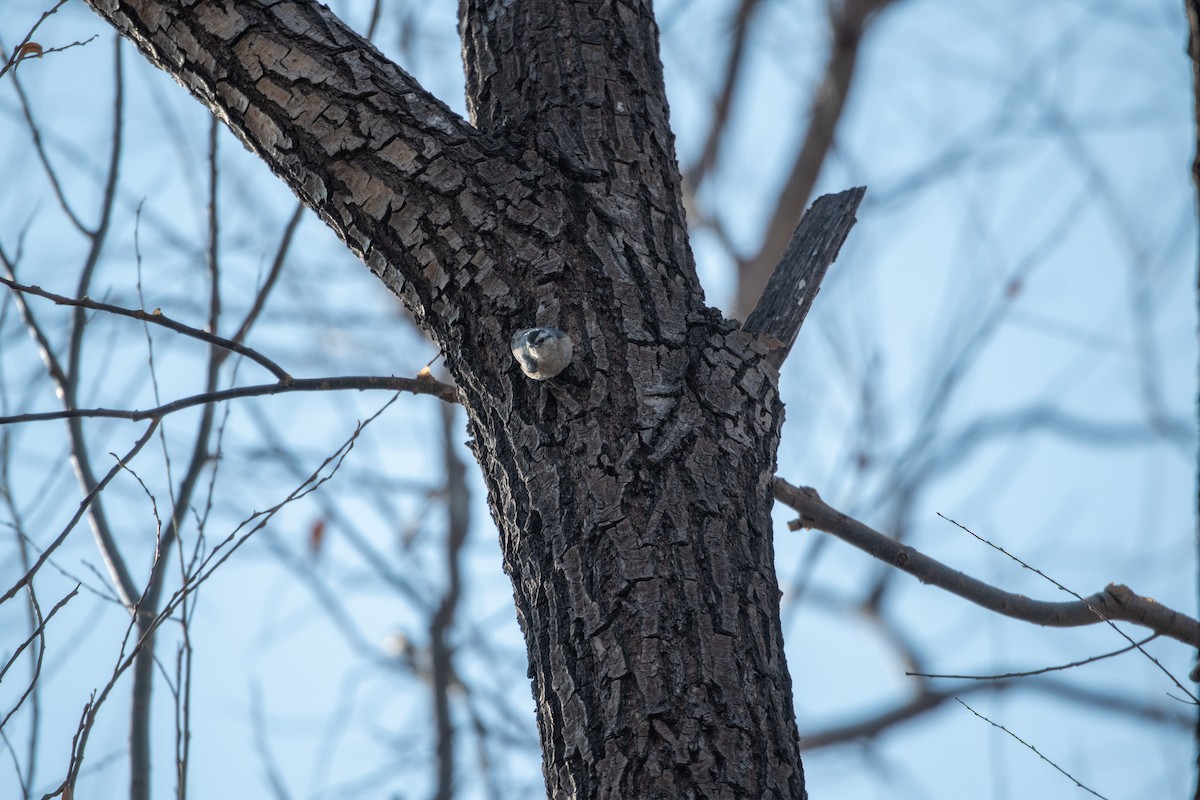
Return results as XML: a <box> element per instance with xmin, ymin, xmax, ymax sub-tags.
<box><xmin>742</xmin><ymin>187</ymin><xmax>865</xmax><ymax>369</ymax></box>
<box><xmin>459</xmin><ymin>0</ymin><xmax>691</xmax><ymax>208</ymax></box>
<box><xmin>773</xmin><ymin>478</ymin><xmax>1200</xmax><ymax>648</ymax></box>
<box><xmin>79</xmin><ymin>0</ymin><xmax>565</xmax><ymax>368</ymax></box>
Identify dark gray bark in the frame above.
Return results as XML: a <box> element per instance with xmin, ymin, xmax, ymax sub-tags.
<box><xmin>81</xmin><ymin>1</ymin><xmax>809</xmax><ymax>796</ymax></box>
<box><xmin>743</xmin><ymin>187</ymin><xmax>865</xmax><ymax>370</ymax></box>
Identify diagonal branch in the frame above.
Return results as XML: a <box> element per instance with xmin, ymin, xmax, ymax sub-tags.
<box><xmin>801</xmin><ymin>676</ymin><xmax>1190</xmax><ymax>750</ymax></box>
<box><xmin>78</xmin><ymin>0</ymin><xmax>573</xmax><ymax>381</ymax></box>
<box><xmin>773</xmin><ymin>478</ymin><xmax>1200</xmax><ymax>648</ymax></box>
<box><xmin>742</xmin><ymin>187</ymin><xmax>865</xmax><ymax>369</ymax></box>
<box><xmin>0</xmin><ymin>0</ymin><xmax>72</xmax><ymax>81</ymax></box>
<box><xmin>0</xmin><ymin>421</ymin><xmax>160</xmax><ymax>606</ymax></box>
<box><xmin>0</xmin><ymin>276</ymin><xmax>292</xmax><ymax>381</ymax></box>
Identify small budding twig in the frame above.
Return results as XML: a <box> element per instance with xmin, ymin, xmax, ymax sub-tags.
<box><xmin>907</xmin><ymin>634</ymin><xmax>1159</xmax><ymax>681</ymax></box>
<box><xmin>956</xmin><ymin>698</ymin><xmax>1110</xmax><ymax>800</ymax></box>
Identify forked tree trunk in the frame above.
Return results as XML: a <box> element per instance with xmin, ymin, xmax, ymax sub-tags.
<box><xmin>83</xmin><ymin>1</ymin><xmax>807</xmax><ymax>796</ymax></box>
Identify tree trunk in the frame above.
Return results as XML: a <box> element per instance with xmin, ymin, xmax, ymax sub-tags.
<box><xmin>82</xmin><ymin>1</ymin><xmax>806</xmax><ymax>795</ymax></box>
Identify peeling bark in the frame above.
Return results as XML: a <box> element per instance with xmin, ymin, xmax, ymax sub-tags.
<box><xmin>82</xmin><ymin>1</ymin><xmax>812</xmax><ymax>796</ymax></box>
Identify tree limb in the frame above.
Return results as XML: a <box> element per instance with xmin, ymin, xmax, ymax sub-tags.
<box><xmin>773</xmin><ymin>478</ymin><xmax>1200</xmax><ymax>648</ymax></box>
<box><xmin>742</xmin><ymin>187</ymin><xmax>865</xmax><ymax>369</ymax></box>
<box><xmin>800</xmin><ymin>674</ymin><xmax>1191</xmax><ymax>750</ymax></box>
<box><xmin>79</xmin><ymin>0</ymin><xmax>540</xmax><ymax>348</ymax></box>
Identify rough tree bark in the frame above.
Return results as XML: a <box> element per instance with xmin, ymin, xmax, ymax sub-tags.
<box><xmin>81</xmin><ymin>1</ymin><xmax>825</xmax><ymax>796</ymax></box>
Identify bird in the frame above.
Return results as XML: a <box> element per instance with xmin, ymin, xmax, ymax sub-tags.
<box><xmin>510</xmin><ymin>327</ymin><xmax>573</xmax><ymax>380</ymax></box>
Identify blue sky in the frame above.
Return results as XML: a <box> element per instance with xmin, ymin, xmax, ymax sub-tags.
<box><xmin>0</xmin><ymin>1</ymin><xmax>1194</xmax><ymax>798</ymax></box>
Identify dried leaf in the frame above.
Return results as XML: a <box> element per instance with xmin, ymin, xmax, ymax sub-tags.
<box><xmin>17</xmin><ymin>42</ymin><xmax>44</xmax><ymax>60</ymax></box>
<box><xmin>308</xmin><ymin>518</ymin><xmax>327</xmax><ymax>559</ymax></box>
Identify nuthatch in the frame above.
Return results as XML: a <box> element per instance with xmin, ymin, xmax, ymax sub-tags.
<box><xmin>511</xmin><ymin>327</ymin><xmax>573</xmax><ymax>380</ymax></box>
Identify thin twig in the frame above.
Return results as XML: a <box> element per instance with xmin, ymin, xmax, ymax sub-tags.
<box><xmin>0</xmin><ymin>421</ymin><xmax>160</xmax><ymax>605</ymax></box>
<box><xmin>0</xmin><ymin>1</ymin><xmax>72</xmax><ymax>80</ymax></box>
<box><xmin>0</xmin><ymin>586</ymin><xmax>79</xmax><ymax>685</ymax></box>
<box><xmin>0</xmin><ymin>276</ymin><xmax>292</xmax><ymax>381</ymax></box>
<box><xmin>683</xmin><ymin>0</ymin><xmax>763</xmax><ymax>192</ymax></box>
<box><xmin>227</xmin><ymin>202</ymin><xmax>304</xmax><ymax>350</ymax></box>
<box><xmin>956</xmin><ymin>698</ymin><xmax>1110</xmax><ymax>799</ymax></box>
<box><xmin>907</xmin><ymin>634</ymin><xmax>1159</xmax><ymax>681</ymax></box>
<box><xmin>0</xmin><ymin>587</ymin><xmax>78</xmax><ymax>732</ymax></box>
<box><xmin>52</xmin><ymin>399</ymin><xmax>389</xmax><ymax>799</ymax></box>
<box><xmin>153</xmin><ymin>395</ymin><xmax>402</xmax><ymax>634</ymax></box>
<box><xmin>251</xmin><ymin>684</ymin><xmax>294</xmax><ymax>800</ymax></box>
<box><xmin>800</xmin><ymin>677</ymin><xmax>1189</xmax><ymax>750</ymax></box>
<box><xmin>937</xmin><ymin>513</ymin><xmax>1197</xmax><ymax>703</ymax></box>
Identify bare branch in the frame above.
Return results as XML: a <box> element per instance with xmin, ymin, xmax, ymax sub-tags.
<box><xmin>430</xmin><ymin>402</ymin><xmax>470</xmax><ymax>799</ymax></box>
<box><xmin>773</xmin><ymin>478</ymin><xmax>1200</xmax><ymax>648</ymax></box>
<box><xmin>683</xmin><ymin>0</ymin><xmax>764</xmax><ymax>192</ymax></box>
<box><xmin>226</xmin><ymin>202</ymin><xmax>305</xmax><ymax>351</ymax></box>
<box><xmin>0</xmin><ymin>276</ymin><xmax>292</xmax><ymax>381</ymax></box>
<box><xmin>734</xmin><ymin>0</ymin><xmax>893</xmax><ymax>317</ymax></box>
<box><xmin>251</xmin><ymin>684</ymin><xmax>294</xmax><ymax>800</ymax></box>
<box><xmin>801</xmin><ymin>676</ymin><xmax>1189</xmax><ymax>751</ymax></box>
<box><xmin>0</xmin><ymin>421</ymin><xmax>160</xmax><ymax>606</ymax></box>
<box><xmin>938</xmin><ymin>513</ymin><xmax>1196</xmax><ymax>703</ymax></box>
<box><xmin>0</xmin><ymin>586</ymin><xmax>78</xmax><ymax>686</ymax></box>
<box><xmin>0</xmin><ymin>375</ymin><xmax>457</xmax><ymax>426</ymax></box>
<box><xmin>0</xmin><ymin>586</ymin><xmax>78</xmax><ymax>731</ymax></box>
<box><xmin>955</xmin><ymin>699</ymin><xmax>1110</xmax><ymax>800</ymax></box>
<box><xmin>0</xmin><ymin>1</ymin><xmax>87</xmax><ymax>81</ymax></box>
<box><xmin>48</xmin><ymin>400</ymin><xmax>388</xmax><ymax>800</ymax></box>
